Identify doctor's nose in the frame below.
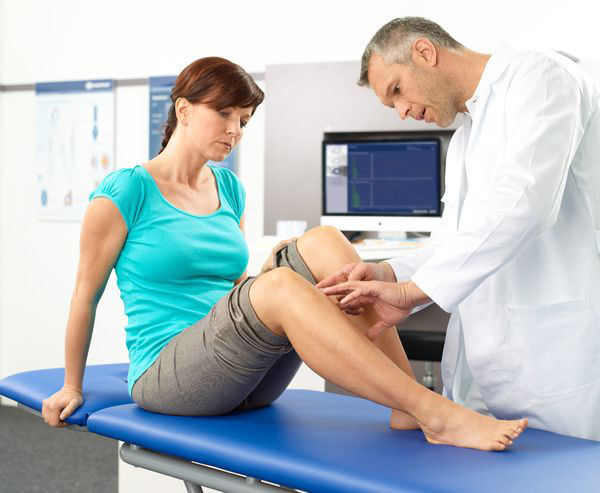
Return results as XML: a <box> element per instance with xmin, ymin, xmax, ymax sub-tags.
<box><xmin>393</xmin><ymin>100</ymin><xmax>411</xmax><ymax>120</ymax></box>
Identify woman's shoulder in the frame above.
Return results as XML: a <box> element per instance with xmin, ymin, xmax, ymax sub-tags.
<box><xmin>90</xmin><ymin>166</ymin><xmax>148</xmax><ymax>208</ymax></box>
<box><xmin>95</xmin><ymin>166</ymin><xmax>146</xmax><ymax>195</ymax></box>
<box><xmin>101</xmin><ymin>165</ymin><xmax>144</xmax><ymax>185</ymax></box>
<box><xmin>90</xmin><ymin>166</ymin><xmax>147</xmax><ymax>231</ymax></box>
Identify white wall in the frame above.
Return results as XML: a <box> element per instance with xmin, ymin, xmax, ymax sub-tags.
<box><xmin>0</xmin><ymin>0</ymin><xmax>598</xmax><ymax>491</ymax></box>
<box><xmin>1</xmin><ymin>0</ymin><xmax>599</xmax><ymax>85</ymax></box>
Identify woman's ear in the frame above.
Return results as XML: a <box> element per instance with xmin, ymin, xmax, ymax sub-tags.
<box><xmin>175</xmin><ymin>97</ymin><xmax>190</xmax><ymax>126</ymax></box>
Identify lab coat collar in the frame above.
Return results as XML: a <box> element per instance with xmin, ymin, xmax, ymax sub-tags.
<box><xmin>465</xmin><ymin>42</ymin><xmax>518</xmax><ymax>114</ymax></box>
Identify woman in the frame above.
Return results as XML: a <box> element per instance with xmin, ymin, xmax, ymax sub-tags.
<box><xmin>41</xmin><ymin>56</ymin><xmax>527</xmax><ymax>451</ymax></box>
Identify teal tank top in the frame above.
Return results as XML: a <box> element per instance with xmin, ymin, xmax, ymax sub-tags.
<box><xmin>89</xmin><ymin>164</ymin><xmax>249</xmax><ymax>395</ymax></box>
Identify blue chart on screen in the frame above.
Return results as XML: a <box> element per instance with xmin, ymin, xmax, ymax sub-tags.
<box><xmin>325</xmin><ymin>140</ymin><xmax>440</xmax><ymax>216</ymax></box>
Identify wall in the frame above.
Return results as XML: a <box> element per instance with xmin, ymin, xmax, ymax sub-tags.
<box><xmin>1</xmin><ymin>1</ymin><xmax>598</xmax><ymax>491</ymax></box>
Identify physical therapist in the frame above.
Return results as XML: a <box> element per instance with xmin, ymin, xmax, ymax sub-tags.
<box><xmin>320</xmin><ymin>17</ymin><xmax>600</xmax><ymax>440</ymax></box>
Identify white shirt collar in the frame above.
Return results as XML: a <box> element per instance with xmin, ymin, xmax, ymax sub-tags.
<box><xmin>465</xmin><ymin>42</ymin><xmax>517</xmax><ymax>114</ymax></box>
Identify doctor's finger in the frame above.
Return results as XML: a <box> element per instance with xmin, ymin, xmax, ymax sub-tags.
<box><xmin>316</xmin><ymin>273</ymin><xmax>346</xmax><ymax>290</ymax></box>
<box><xmin>347</xmin><ymin>263</ymin><xmax>373</xmax><ymax>281</ymax></box>
<box><xmin>316</xmin><ymin>263</ymin><xmax>357</xmax><ymax>289</ymax></box>
<box><xmin>320</xmin><ymin>280</ymin><xmax>363</xmax><ymax>296</ymax></box>
<box><xmin>339</xmin><ymin>282</ymin><xmax>379</xmax><ymax>305</ymax></box>
<box><xmin>366</xmin><ymin>320</ymin><xmax>393</xmax><ymax>340</ymax></box>
<box><xmin>343</xmin><ymin>307</ymin><xmax>365</xmax><ymax>316</ymax></box>
<box><xmin>340</xmin><ymin>296</ymin><xmax>376</xmax><ymax>310</ymax></box>
<box><xmin>339</xmin><ymin>290</ymin><xmax>379</xmax><ymax>308</ymax></box>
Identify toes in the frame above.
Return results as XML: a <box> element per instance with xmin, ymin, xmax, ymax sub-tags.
<box><xmin>498</xmin><ymin>434</ymin><xmax>512</xmax><ymax>447</ymax></box>
<box><xmin>509</xmin><ymin>419</ymin><xmax>528</xmax><ymax>436</ymax></box>
<box><xmin>503</xmin><ymin>431</ymin><xmax>516</xmax><ymax>442</ymax></box>
<box><xmin>509</xmin><ymin>426</ymin><xmax>522</xmax><ymax>437</ymax></box>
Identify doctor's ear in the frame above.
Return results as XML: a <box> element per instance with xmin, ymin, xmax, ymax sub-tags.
<box><xmin>412</xmin><ymin>38</ymin><xmax>438</xmax><ymax>68</ymax></box>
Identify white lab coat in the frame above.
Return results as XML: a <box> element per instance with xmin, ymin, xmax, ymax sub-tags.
<box><xmin>387</xmin><ymin>43</ymin><xmax>600</xmax><ymax>440</ymax></box>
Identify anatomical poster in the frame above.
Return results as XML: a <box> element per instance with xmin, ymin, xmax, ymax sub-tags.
<box><xmin>35</xmin><ymin>79</ymin><xmax>115</xmax><ymax>221</ymax></box>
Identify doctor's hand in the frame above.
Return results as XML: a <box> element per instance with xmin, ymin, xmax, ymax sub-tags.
<box><xmin>260</xmin><ymin>238</ymin><xmax>297</xmax><ymax>274</ymax></box>
<box><xmin>317</xmin><ymin>261</ymin><xmax>387</xmax><ymax>285</ymax></box>
<box><xmin>316</xmin><ymin>262</ymin><xmax>391</xmax><ymax>316</ymax></box>
<box><xmin>320</xmin><ymin>280</ymin><xmax>429</xmax><ymax>340</ymax></box>
<box><xmin>42</xmin><ymin>385</ymin><xmax>83</xmax><ymax>428</ymax></box>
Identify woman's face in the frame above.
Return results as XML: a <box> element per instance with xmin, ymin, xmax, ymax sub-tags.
<box><xmin>182</xmin><ymin>102</ymin><xmax>253</xmax><ymax>162</ymax></box>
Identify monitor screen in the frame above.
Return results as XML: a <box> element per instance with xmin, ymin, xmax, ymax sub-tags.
<box><xmin>323</xmin><ymin>139</ymin><xmax>441</xmax><ymax>217</ymax></box>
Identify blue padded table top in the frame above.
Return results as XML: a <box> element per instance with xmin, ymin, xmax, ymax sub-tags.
<box><xmin>87</xmin><ymin>389</ymin><xmax>600</xmax><ymax>493</ymax></box>
<box><xmin>0</xmin><ymin>363</ymin><xmax>131</xmax><ymax>426</ymax></box>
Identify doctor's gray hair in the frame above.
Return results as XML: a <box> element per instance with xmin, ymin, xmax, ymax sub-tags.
<box><xmin>358</xmin><ymin>17</ymin><xmax>464</xmax><ymax>87</ymax></box>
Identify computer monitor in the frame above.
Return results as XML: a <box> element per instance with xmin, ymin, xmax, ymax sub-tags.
<box><xmin>321</xmin><ymin>131</ymin><xmax>453</xmax><ymax>233</ymax></box>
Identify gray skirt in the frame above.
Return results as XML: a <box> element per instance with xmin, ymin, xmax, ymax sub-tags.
<box><xmin>131</xmin><ymin>240</ymin><xmax>316</xmax><ymax>416</ymax></box>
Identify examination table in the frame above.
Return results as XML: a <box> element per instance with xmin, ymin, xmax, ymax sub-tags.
<box><xmin>1</xmin><ymin>363</ymin><xmax>599</xmax><ymax>492</ymax></box>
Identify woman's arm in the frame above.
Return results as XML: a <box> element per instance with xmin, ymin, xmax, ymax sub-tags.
<box><xmin>234</xmin><ymin>214</ymin><xmax>247</xmax><ymax>285</ymax></box>
<box><xmin>41</xmin><ymin>198</ymin><xmax>127</xmax><ymax>427</ymax></box>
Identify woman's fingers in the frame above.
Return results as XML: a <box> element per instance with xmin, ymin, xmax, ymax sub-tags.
<box><xmin>41</xmin><ymin>388</ymin><xmax>83</xmax><ymax>428</ymax></box>
<box><xmin>42</xmin><ymin>399</ymin><xmax>64</xmax><ymax>427</ymax></box>
<box><xmin>60</xmin><ymin>398</ymin><xmax>81</xmax><ymax>421</ymax></box>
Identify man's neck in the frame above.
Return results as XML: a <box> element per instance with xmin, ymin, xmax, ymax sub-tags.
<box><xmin>446</xmin><ymin>49</ymin><xmax>491</xmax><ymax>112</ymax></box>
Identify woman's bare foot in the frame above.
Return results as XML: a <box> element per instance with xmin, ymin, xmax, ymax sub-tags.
<box><xmin>390</xmin><ymin>409</ymin><xmax>420</xmax><ymax>430</ymax></box>
<box><xmin>414</xmin><ymin>395</ymin><xmax>528</xmax><ymax>451</ymax></box>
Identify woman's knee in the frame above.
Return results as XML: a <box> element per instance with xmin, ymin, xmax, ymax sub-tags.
<box><xmin>256</xmin><ymin>266</ymin><xmax>306</xmax><ymax>293</ymax></box>
<box><xmin>250</xmin><ymin>267</ymin><xmax>319</xmax><ymax>326</ymax></box>
<box><xmin>296</xmin><ymin>226</ymin><xmax>358</xmax><ymax>282</ymax></box>
<box><xmin>300</xmin><ymin>226</ymin><xmax>347</xmax><ymax>250</ymax></box>
<box><xmin>298</xmin><ymin>226</ymin><xmax>354</xmax><ymax>262</ymax></box>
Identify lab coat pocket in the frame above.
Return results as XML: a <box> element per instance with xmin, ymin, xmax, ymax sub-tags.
<box><xmin>507</xmin><ymin>294</ymin><xmax>600</xmax><ymax>400</ymax></box>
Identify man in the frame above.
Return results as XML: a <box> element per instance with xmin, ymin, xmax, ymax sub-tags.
<box><xmin>319</xmin><ymin>17</ymin><xmax>600</xmax><ymax>440</ymax></box>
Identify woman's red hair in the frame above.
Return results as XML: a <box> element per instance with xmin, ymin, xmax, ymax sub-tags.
<box><xmin>159</xmin><ymin>57</ymin><xmax>264</xmax><ymax>154</ymax></box>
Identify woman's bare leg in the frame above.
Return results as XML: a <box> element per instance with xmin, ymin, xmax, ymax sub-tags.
<box><xmin>249</xmin><ymin>268</ymin><xmax>527</xmax><ymax>451</ymax></box>
<box><xmin>296</xmin><ymin>226</ymin><xmax>419</xmax><ymax>429</ymax></box>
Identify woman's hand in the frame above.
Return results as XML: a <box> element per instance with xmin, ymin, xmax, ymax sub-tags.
<box><xmin>260</xmin><ymin>238</ymin><xmax>296</xmax><ymax>274</ymax></box>
<box><xmin>41</xmin><ymin>386</ymin><xmax>83</xmax><ymax>427</ymax></box>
